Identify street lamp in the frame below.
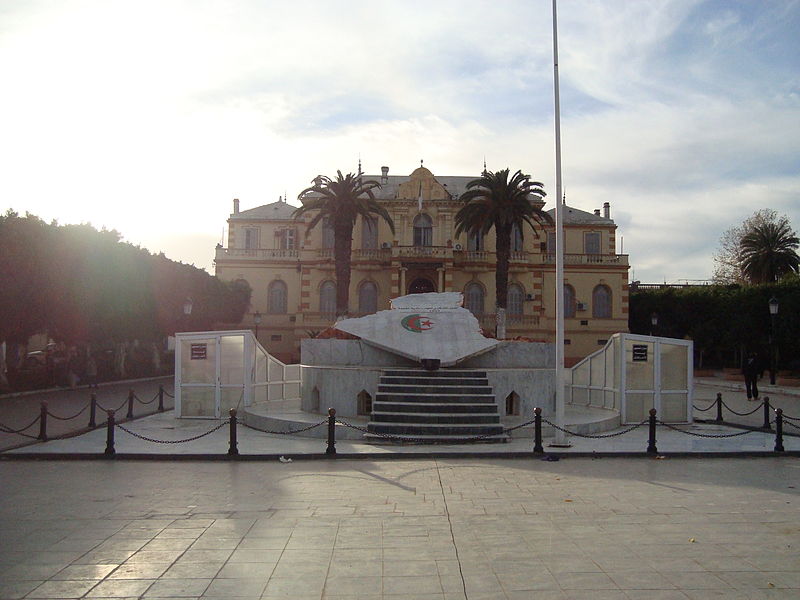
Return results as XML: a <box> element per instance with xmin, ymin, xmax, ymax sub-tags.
<box><xmin>768</xmin><ymin>296</ymin><xmax>778</xmax><ymax>385</ymax></box>
<box><xmin>650</xmin><ymin>312</ymin><xmax>658</xmax><ymax>337</ymax></box>
<box><xmin>181</xmin><ymin>297</ymin><xmax>193</xmax><ymax>333</ymax></box>
<box><xmin>253</xmin><ymin>311</ymin><xmax>262</xmax><ymax>343</ymax></box>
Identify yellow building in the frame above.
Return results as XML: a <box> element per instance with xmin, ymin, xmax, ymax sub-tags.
<box><xmin>214</xmin><ymin>165</ymin><xmax>629</xmax><ymax>364</ymax></box>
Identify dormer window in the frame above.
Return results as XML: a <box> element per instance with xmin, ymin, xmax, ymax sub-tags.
<box><xmin>584</xmin><ymin>232</ymin><xmax>601</xmax><ymax>255</ymax></box>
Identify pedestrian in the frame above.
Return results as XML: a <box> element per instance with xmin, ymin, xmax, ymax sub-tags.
<box><xmin>85</xmin><ymin>354</ymin><xmax>98</xmax><ymax>389</ymax></box>
<box><xmin>742</xmin><ymin>351</ymin><xmax>760</xmax><ymax>401</ymax></box>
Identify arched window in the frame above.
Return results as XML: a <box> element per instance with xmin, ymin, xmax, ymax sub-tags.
<box><xmin>507</xmin><ymin>284</ymin><xmax>524</xmax><ymax>317</ymax></box>
<box><xmin>592</xmin><ymin>285</ymin><xmax>612</xmax><ymax>318</ymax></box>
<box><xmin>511</xmin><ymin>223</ymin><xmax>523</xmax><ymax>252</ymax></box>
<box><xmin>362</xmin><ymin>216</ymin><xmax>378</xmax><ymax>250</ymax></box>
<box><xmin>467</xmin><ymin>229</ymin><xmax>483</xmax><ymax>251</ymax></box>
<box><xmin>358</xmin><ymin>281</ymin><xmax>378</xmax><ymax>314</ymax></box>
<box><xmin>564</xmin><ymin>284</ymin><xmax>576</xmax><ymax>319</ymax></box>
<box><xmin>464</xmin><ymin>283</ymin><xmax>485</xmax><ymax>316</ymax></box>
<box><xmin>320</xmin><ymin>281</ymin><xmax>336</xmax><ymax>316</ymax></box>
<box><xmin>267</xmin><ymin>280</ymin><xmax>287</xmax><ymax>314</ymax></box>
<box><xmin>413</xmin><ymin>214</ymin><xmax>433</xmax><ymax>247</ymax></box>
<box><xmin>322</xmin><ymin>218</ymin><xmax>334</xmax><ymax>249</ymax></box>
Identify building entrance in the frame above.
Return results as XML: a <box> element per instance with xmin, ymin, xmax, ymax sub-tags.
<box><xmin>408</xmin><ymin>277</ymin><xmax>436</xmax><ymax>294</ymax></box>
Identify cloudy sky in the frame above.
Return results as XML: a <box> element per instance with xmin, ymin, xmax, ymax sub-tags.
<box><xmin>1</xmin><ymin>0</ymin><xmax>798</xmax><ymax>283</ymax></box>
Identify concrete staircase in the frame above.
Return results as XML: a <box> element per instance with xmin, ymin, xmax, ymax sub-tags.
<box><xmin>365</xmin><ymin>369</ymin><xmax>507</xmax><ymax>443</ymax></box>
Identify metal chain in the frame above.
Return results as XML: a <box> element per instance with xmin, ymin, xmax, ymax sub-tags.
<box><xmin>692</xmin><ymin>402</ymin><xmax>716</xmax><ymax>412</ymax></box>
<box><xmin>96</xmin><ymin>398</ymin><xmax>128</xmax><ymax>414</ymax></box>
<box><xmin>336</xmin><ymin>419</ymin><xmax>509</xmax><ymax>444</ymax></box>
<box><xmin>657</xmin><ymin>420</ymin><xmax>756</xmax><ymax>438</ymax></box>
<box><xmin>720</xmin><ymin>400</ymin><xmax>764</xmax><ymax>417</ymax></box>
<box><xmin>47</xmin><ymin>403</ymin><xmax>90</xmax><ymax>421</ymax></box>
<box><xmin>542</xmin><ymin>418</ymin><xmax>647</xmax><ymax>438</ymax></box>
<box><xmin>0</xmin><ymin>414</ymin><xmax>42</xmax><ymax>434</ymax></box>
<box><xmin>162</xmin><ymin>389</ymin><xmax>175</xmax><ymax>398</ymax></box>
<box><xmin>133</xmin><ymin>392</ymin><xmax>158</xmax><ymax>405</ymax></box>
<box><xmin>115</xmin><ymin>421</ymin><xmax>228</xmax><ymax>444</ymax></box>
<box><xmin>783</xmin><ymin>419</ymin><xmax>800</xmax><ymax>431</ymax></box>
<box><xmin>241</xmin><ymin>420</ymin><xmax>327</xmax><ymax>436</ymax></box>
<box><xmin>781</xmin><ymin>412</ymin><xmax>800</xmax><ymax>422</ymax></box>
<box><xmin>503</xmin><ymin>418</ymin><xmax>537</xmax><ymax>433</ymax></box>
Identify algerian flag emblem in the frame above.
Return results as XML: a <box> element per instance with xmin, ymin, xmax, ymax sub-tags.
<box><xmin>401</xmin><ymin>314</ymin><xmax>434</xmax><ymax>332</ymax></box>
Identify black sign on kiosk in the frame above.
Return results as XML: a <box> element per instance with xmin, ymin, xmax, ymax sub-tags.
<box><xmin>190</xmin><ymin>343</ymin><xmax>208</xmax><ymax>360</ymax></box>
<box><xmin>632</xmin><ymin>344</ymin><xmax>648</xmax><ymax>362</ymax></box>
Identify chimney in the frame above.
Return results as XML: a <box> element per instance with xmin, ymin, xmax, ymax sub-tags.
<box><xmin>233</xmin><ymin>198</ymin><xmax>240</xmax><ymax>214</ymax></box>
<box><xmin>603</xmin><ymin>202</ymin><xmax>610</xmax><ymax>219</ymax></box>
<box><xmin>594</xmin><ymin>209</ymin><xmax>601</xmax><ymax>216</ymax></box>
<box><xmin>381</xmin><ymin>166</ymin><xmax>389</xmax><ymax>184</ymax></box>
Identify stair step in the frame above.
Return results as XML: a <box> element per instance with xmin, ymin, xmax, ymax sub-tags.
<box><xmin>368</xmin><ymin>423</ymin><xmax>505</xmax><ymax>436</ymax></box>
<box><xmin>375</xmin><ymin>393</ymin><xmax>495</xmax><ymax>404</ymax></box>
<box><xmin>363</xmin><ymin>432</ymin><xmax>508</xmax><ymax>445</ymax></box>
<box><xmin>383</xmin><ymin>370</ymin><xmax>487</xmax><ymax>378</ymax></box>
<box><xmin>373</xmin><ymin>402</ymin><xmax>499</xmax><ymax>413</ymax></box>
<box><xmin>371</xmin><ymin>412</ymin><xmax>500</xmax><ymax>424</ymax></box>
<box><xmin>380</xmin><ymin>377</ymin><xmax>489</xmax><ymax>386</ymax></box>
<box><xmin>378</xmin><ymin>385</ymin><xmax>492</xmax><ymax>394</ymax></box>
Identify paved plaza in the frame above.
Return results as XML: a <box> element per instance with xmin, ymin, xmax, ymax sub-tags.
<box><xmin>1</xmin><ymin>457</ymin><xmax>799</xmax><ymax>599</ymax></box>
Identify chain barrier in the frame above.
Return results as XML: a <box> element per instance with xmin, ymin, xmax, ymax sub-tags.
<box><xmin>336</xmin><ymin>419</ymin><xmax>509</xmax><ymax>444</ymax></box>
<box><xmin>781</xmin><ymin>412</ymin><xmax>800</xmax><ymax>422</ymax></box>
<box><xmin>657</xmin><ymin>420</ymin><xmax>756</xmax><ymax>438</ymax></box>
<box><xmin>96</xmin><ymin>398</ymin><xmax>128</xmax><ymax>414</ymax></box>
<box><xmin>162</xmin><ymin>389</ymin><xmax>175</xmax><ymax>398</ymax></box>
<box><xmin>692</xmin><ymin>402</ymin><xmax>716</xmax><ymax>412</ymax></box>
<box><xmin>115</xmin><ymin>420</ymin><xmax>229</xmax><ymax>444</ymax></box>
<box><xmin>783</xmin><ymin>419</ymin><xmax>800</xmax><ymax>431</ymax></box>
<box><xmin>241</xmin><ymin>420</ymin><xmax>327</xmax><ymax>436</ymax></box>
<box><xmin>46</xmin><ymin>403</ymin><xmax>90</xmax><ymax>421</ymax></box>
<box><xmin>503</xmin><ymin>418</ymin><xmax>537</xmax><ymax>433</ymax></box>
<box><xmin>133</xmin><ymin>392</ymin><xmax>158</xmax><ymax>406</ymax></box>
<box><xmin>0</xmin><ymin>415</ymin><xmax>42</xmax><ymax>434</ymax></box>
<box><xmin>720</xmin><ymin>400</ymin><xmax>764</xmax><ymax>417</ymax></box>
<box><xmin>542</xmin><ymin>418</ymin><xmax>648</xmax><ymax>439</ymax></box>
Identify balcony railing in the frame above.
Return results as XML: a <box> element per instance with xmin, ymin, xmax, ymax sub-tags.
<box><xmin>541</xmin><ymin>253</ymin><xmax>629</xmax><ymax>265</ymax></box>
<box><xmin>216</xmin><ymin>247</ymin><xmax>299</xmax><ymax>260</ymax></box>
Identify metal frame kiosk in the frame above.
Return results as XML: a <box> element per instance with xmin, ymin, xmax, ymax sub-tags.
<box><xmin>567</xmin><ymin>333</ymin><xmax>694</xmax><ymax>424</ymax></box>
<box><xmin>174</xmin><ymin>330</ymin><xmax>301</xmax><ymax>419</ymax></box>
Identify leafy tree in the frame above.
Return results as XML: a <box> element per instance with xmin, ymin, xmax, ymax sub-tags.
<box><xmin>740</xmin><ymin>220</ymin><xmax>800</xmax><ymax>284</ymax></box>
<box><xmin>454</xmin><ymin>168</ymin><xmax>550</xmax><ymax>338</ymax></box>
<box><xmin>712</xmin><ymin>209</ymin><xmax>799</xmax><ymax>284</ymax></box>
<box><xmin>293</xmin><ymin>171</ymin><xmax>395</xmax><ymax>319</ymax></box>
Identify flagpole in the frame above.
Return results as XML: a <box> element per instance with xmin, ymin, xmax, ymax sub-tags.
<box><xmin>551</xmin><ymin>0</ymin><xmax>569</xmax><ymax>446</ymax></box>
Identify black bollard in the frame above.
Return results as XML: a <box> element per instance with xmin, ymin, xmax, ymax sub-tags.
<box><xmin>763</xmin><ymin>397</ymin><xmax>772</xmax><ymax>430</ymax></box>
<box><xmin>38</xmin><ymin>401</ymin><xmax>48</xmax><ymax>441</ymax></box>
<box><xmin>533</xmin><ymin>407</ymin><xmax>544</xmax><ymax>454</ymax></box>
<box><xmin>126</xmin><ymin>389</ymin><xmax>134</xmax><ymax>419</ymax></box>
<box><xmin>158</xmin><ymin>385</ymin><xmax>165</xmax><ymax>412</ymax></box>
<box><xmin>228</xmin><ymin>408</ymin><xmax>239</xmax><ymax>456</ymax></box>
<box><xmin>104</xmin><ymin>410</ymin><xmax>116</xmax><ymax>456</ymax></box>
<box><xmin>326</xmin><ymin>408</ymin><xmax>336</xmax><ymax>456</ymax></box>
<box><xmin>715</xmin><ymin>392</ymin><xmax>723</xmax><ymax>422</ymax></box>
<box><xmin>647</xmin><ymin>408</ymin><xmax>658</xmax><ymax>454</ymax></box>
<box><xmin>774</xmin><ymin>408</ymin><xmax>784</xmax><ymax>452</ymax></box>
<box><xmin>89</xmin><ymin>393</ymin><xmax>97</xmax><ymax>429</ymax></box>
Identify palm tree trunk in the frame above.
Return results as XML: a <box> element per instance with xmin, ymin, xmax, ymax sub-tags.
<box><xmin>495</xmin><ymin>225</ymin><xmax>511</xmax><ymax>339</ymax></box>
<box><xmin>333</xmin><ymin>225</ymin><xmax>353</xmax><ymax>321</ymax></box>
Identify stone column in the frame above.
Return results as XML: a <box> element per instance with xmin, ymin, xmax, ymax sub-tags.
<box><xmin>399</xmin><ymin>267</ymin><xmax>408</xmax><ymax>296</ymax></box>
<box><xmin>437</xmin><ymin>267</ymin><xmax>445</xmax><ymax>292</ymax></box>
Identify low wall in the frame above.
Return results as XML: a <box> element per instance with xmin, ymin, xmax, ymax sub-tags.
<box><xmin>300</xmin><ymin>339</ymin><xmax>556</xmax><ymax>418</ymax></box>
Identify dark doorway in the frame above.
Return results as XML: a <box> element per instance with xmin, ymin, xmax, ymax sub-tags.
<box><xmin>408</xmin><ymin>277</ymin><xmax>436</xmax><ymax>294</ymax></box>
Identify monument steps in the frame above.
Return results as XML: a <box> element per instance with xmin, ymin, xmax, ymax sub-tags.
<box><xmin>366</xmin><ymin>368</ymin><xmax>507</xmax><ymax>444</ymax></box>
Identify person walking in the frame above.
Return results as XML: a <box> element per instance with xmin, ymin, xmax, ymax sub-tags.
<box><xmin>742</xmin><ymin>351</ymin><xmax>761</xmax><ymax>401</ymax></box>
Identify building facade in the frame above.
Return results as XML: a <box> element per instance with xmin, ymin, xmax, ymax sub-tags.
<box><xmin>214</xmin><ymin>165</ymin><xmax>630</xmax><ymax>364</ymax></box>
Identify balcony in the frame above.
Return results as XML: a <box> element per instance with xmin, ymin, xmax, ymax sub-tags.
<box><xmin>216</xmin><ymin>247</ymin><xmax>299</xmax><ymax>261</ymax></box>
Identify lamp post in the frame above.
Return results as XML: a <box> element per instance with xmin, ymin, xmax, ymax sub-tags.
<box><xmin>253</xmin><ymin>311</ymin><xmax>262</xmax><ymax>344</ymax></box>
<box><xmin>769</xmin><ymin>296</ymin><xmax>778</xmax><ymax>385</ymax></box>
<box><xmin>650</xmin><ymin>312</ymin><xmax>658</xmax><ymax>337</ymax></box>
<box><xmin>182</xmin><ymin>297</ymin><xmax>193</xmax><ymax>333</ymax></box>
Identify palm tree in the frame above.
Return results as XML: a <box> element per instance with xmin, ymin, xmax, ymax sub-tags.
<box><xmin>454</xmin><ymin>168</ymin><xmax>550</xmax><ymax>338</ymax></box>
<box><xmin>293</xmin><ymin>171</ymin><xmax>395</xmax><ymax>320</ymax></box>
<box><xmin>740</xmin><ymin>219</ymin><xmax>800</xmax><ymax>284</ymax></box>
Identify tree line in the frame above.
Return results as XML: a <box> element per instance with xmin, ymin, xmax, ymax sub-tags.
<box><xmin>0</xmin><ymin>211</ymin><xmax>251</xmax><ymax>389</ymax></box>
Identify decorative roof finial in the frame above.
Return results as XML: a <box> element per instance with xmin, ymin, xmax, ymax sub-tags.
<box><xmin>358</xmin><ymin>154</ymin><xmax>362</xmax><ymax>176</ymax></box>
<box><xmin>482</xmin><ymin>157</ymin><xmax>488</xmax><ymax>176</ymax></box>
<box><xmin>420</xmin><ymin>159</ymin><xmax>424</xmax><ymax>168</ymax></box>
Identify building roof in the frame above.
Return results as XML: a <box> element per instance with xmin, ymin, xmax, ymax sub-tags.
<box><xmin>547</xmin><ymin>205</ymin><xmax>614</xmax><ymax>226</ymax></box>
<box><xmin>231</xmin><ymin>200</ymin><xmax>296</xmax><ymax>221</ymax></box>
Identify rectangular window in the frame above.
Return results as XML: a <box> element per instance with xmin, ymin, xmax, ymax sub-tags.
<box><xmin>243</xmin><ymin>227</ymin><xmax>260</xmax><ymax>250</ymax></box>
<box><xmin>585</xmin><ymin>232</ymin><xmax>601</xmax><ymax>254</ymax></box>
<box><xmin>547</xmin><ymin>232</ymin><xmax>556</xmax><ymax>253</ymax></box>
<box><xmin>276</xmin><ymin>228</ymin><xmax>296</xmax><ymax>250</ymax></box>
